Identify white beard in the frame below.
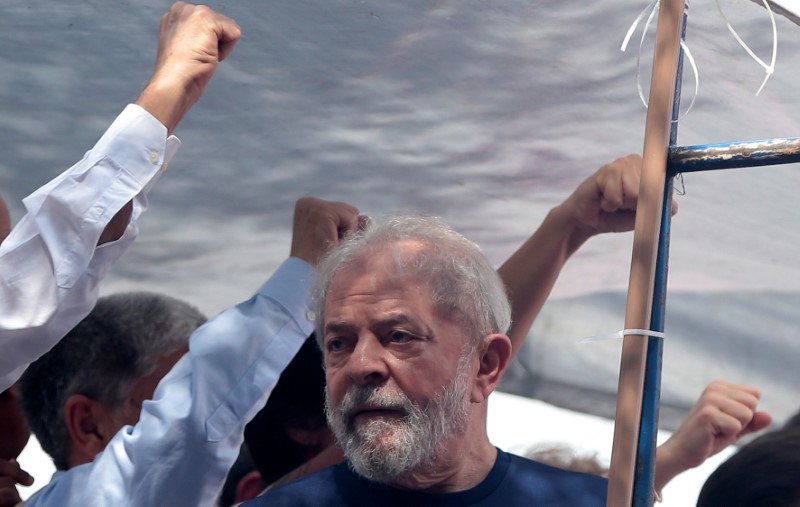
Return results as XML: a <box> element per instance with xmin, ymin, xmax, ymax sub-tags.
<box><xmin>325</xmin><ymin>358</ymin><xmax>472</xmax><ymax>484</ymax></box>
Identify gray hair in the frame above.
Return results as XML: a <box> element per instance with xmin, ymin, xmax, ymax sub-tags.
<box><xmin>314</xmin><ymin>215</ymin><xmax>511</xmax><ymax>350</ymax></box>
<box><xmin>19</xmin><ymin>292</ymin><xmax>206</xmax><ymax>470</ymax></box>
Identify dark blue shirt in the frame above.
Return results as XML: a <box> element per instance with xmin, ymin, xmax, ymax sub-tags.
<box><xmin>244</xmin><ymin>448</ymin><xmax>607</xmax><ymax>506</ymax></box>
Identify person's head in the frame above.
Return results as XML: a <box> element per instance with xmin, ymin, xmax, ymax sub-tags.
<box><xmin>244</xmin><ymin>336</ymin><xmax>333</xmax><ymax>485</ymax></box>
<box><xmin>314</xmin><ymin>215</ymin><xmax>513</xmax><ymax>486</ymax></box>
<box><xmin>697</xmin><ymin>428</ymin><xmax>800</xmax><ymax>507</ymax></box>
<box><xmin>20</xmin><ymin>292</ymin><xmax>205</xmax><ymax>470</ymax></box>
<box><xmin>783</xmin><ymin>408</ymin><xmax>800</xmax><ymax>431</ymax></box>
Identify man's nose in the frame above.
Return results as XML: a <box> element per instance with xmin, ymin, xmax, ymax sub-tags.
<box><xmin>346</xmin><ymin>336</ymin><xmax>389</xmax><ymax>386</ymax></box>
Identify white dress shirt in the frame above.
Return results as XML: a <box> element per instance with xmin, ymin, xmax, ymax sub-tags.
<box><xmin>0</xmin><ymin>104</ymin><xmax>179</xmax><ymax>391</ymax></box>
<box><xmin>25</xmin><ymin>257</ymin><xmax>316</xmax><ymax>507</ymax></box>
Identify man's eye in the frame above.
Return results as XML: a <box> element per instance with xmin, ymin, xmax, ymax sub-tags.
<box><xmin>389</xmin><ymin>330</ymin><xmax>413</xmax><ymax>343</ymax></box>
<box><xmin>327</xmin><ymin>338</ymin><xmax>345</xmax><ymax>352</ymax></box>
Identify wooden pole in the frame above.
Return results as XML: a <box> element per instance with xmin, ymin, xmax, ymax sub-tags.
<box><xmin>606</xmin><ymin>1</ymin><xmax>686</xmax><ymax>505</ymax></box>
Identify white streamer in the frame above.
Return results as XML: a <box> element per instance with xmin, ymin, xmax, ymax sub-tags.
<box><xmin>621</xmin><ymin>0</ymin><xmax>660</xmax><ymax>51</ymax></box>
<box><xmin>716</xmin><ymin>0</ymin><xmax>778</xmax><ymax>95</ymax></box>
<box><xmin>621</xmin><ymin>0</ymin><xmax>779</xmax><ymax>111</ymax></box>
<box><xmin>581</xmin><ymin>328</ymin><xmax>666</xmax><ymax>344</ymax></box>
<box><xmin>622</xmin><ymin>1</ymin><xmax>699</xmax><ymax>120</ymax></box>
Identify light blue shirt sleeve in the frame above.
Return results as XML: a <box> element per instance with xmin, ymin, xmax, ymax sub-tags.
<box><xmin>26</xmin><ymin>258</ymin><xmax>317</xmax><ymax>507</ymax></box>
<box><xmin>0</xmin><ymin>104</ymin><xmax>179</xmax><ymax>391</ymax></box>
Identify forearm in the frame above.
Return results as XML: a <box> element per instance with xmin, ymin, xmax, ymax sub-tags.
<box><xmin>135</xmin><ymin>79</ymin><xmax>195</xmax><ymax>136</ymax></box>
<box><xmin>499</xmin><ymin>203</ymin><xmax>596</xmax><ymax>351</ymax></box>
<box><xmin>653</xmin><ymin>442</ymin><xmax>683</xmax><ymax>497</ymax></box>
<box><xmin>48</xmin><ymin>260</ymin><xmax>317</xmax><ymax>507</ymax></box>
<box><xmin>135</xmin><ymin>259</ymin><xmax>315</xmax><ymax>506</ymax></box>
<box><xmin>0</xmin><ymin>105</ymin><xmax>175</xmax><ymax>390</ymax></box>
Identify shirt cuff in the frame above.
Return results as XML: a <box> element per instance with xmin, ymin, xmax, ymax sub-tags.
<box><xmin>258</xmin><ymin>257</ymin><xmax>318</xmax><ymax>337</ymax></box>
<box><xmin>93</xmin><ymin>104</ymin><xmax>181</xmax><ymax>186</ymax></box>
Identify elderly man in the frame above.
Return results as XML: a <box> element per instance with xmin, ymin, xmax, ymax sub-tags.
<box><xmin>237</xmin><ymin>155</ymin><xmax>769</xmax><ymax>505</ymax></box>
<box><xmin>245</xmin><ymin>215</ymin><xmax>608</xmax><ymax>506</ymax></box>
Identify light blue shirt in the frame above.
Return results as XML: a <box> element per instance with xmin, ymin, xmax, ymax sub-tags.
<box><xmin>26</xmin><ymin>257</ymin><xmax>316</xmax><ymax>507</ymax></box>
<box><xmin>0</xmin><ymin>104</ymin><xmax>179</xmax><ymax>391</ymax></box>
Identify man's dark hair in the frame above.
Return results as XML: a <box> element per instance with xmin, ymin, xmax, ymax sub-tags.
<box><xmin>783</xmin><ymin>408</ymin><xmax>800</xmax><ymax>431</ymax></box>
<box><xmin>244</xmin><ymin>336</ymin><xmax>327</xmax><ymax>485</ymax></box>
<box><xmin>697</xmin><ymin>428</ymin><xmax>800</xmax><ymax>507</ymax></box>
<box><xmin>20</xmin><ymin>292</ymin><xmax>206</xmax><ymax>470</ymax></box>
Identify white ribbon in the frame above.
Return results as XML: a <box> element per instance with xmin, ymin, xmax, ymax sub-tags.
<box><xmin>716</xmin><ymin>0</ymin><xmax>778</xmax><ymax>95</ymax></box>
<box><xmin>622</xmin><ymin>0</ymin><xmax>779</xmax><ymax>113</ymax></box>
<box><xmin>622</xmin><ymin>1</ymin><xmax>699</xmax><ymax>120</ymax></box>
<box><xmin>581</xmin><ymin>328</ymin><xmax>666</xmax><ymax>344</ymax></box>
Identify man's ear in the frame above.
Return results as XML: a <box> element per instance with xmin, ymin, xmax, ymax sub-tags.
<box><xmin>63</xmin><ymin>394</ymin><xmax>115</xmax><ymax>467</ymax></box>
<box><xmin>471</xmin><ymin>333</ymin><xmax>512</xmax><ymax>403</ymax></box>
<box><xmin>236</xmin><ymin>470</ymin><xmax>266</xmax><ymax>503</ymax></box>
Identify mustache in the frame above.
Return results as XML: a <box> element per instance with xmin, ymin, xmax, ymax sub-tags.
<box><xmin>336</xmin><ymin>385</ymin><xmax>414</xmax><ymax>424</ymax></box>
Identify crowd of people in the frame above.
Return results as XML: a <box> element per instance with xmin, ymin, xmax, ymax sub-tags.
<box><xmin>0</xmin><ymin>2</ymin><xmax>792</xmax><ymax>506</ymax></box>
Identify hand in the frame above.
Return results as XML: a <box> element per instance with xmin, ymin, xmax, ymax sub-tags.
<box><xmin>654</xmin><ymin>380</ymin><xmax>772</xmax><ymax>492</ymax></box>
<box><xmin>0</xmin><ymin>458</ymin><xmax>33</xmax><ymax>507</ymax></box>
<box><xmin>289</xmin><ymin>197</ymin><xmax>362</xmax><ymax>267</ymax></box>
<box><xmin>558</xmin><ymin>154</ymin><xmax>678</xmax><ymax>242</ymax></box>
<box><xmin>136</xmin><ymin>2</ymin><xmax>242</xmax><ymax>133</ymax></box>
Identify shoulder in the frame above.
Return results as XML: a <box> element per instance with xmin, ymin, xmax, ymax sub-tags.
<box><xmin>500</xmin><ymin>451</ymin><xmax>607</xmax><ymax>506</ymax></box>
<box><xmin>23</xmin><ymin>468</ymin><xmax>88</xmax><ymax>507</ymax></box>
<box><xmin>243</xmin><ymin>465</ymin><xmax>344</xmax><ymax>507</ymax></box>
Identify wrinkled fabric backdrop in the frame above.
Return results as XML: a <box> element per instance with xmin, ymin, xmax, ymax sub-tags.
<box><xmin>2</xmin><ymin>0</ymin><xmax>799</xmax><ymax>432</ymax></box>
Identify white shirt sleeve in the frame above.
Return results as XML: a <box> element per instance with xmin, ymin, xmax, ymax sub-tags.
<box><xmin>0</xmin><ymin>104</ymin><xmax>180</xmax><ymax>391</ymax></box>
<box><xmin>26</xmin><ymin>257</ymin><xmax>317</xmax><ymax>507</ymax></box>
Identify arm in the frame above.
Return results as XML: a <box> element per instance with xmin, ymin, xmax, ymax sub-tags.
<box><xmin>107</xmin><ymin>259</ymin><xmax>319</xmax><ymax>507</ymax></box>
<box><xmin>499</xmin><ymin>154</ymin><xmax>675</xmax><ymax>350</ymax></box>
<box><xmin>653</xmin><ymin>380</ymin><xmax>772</xmax><ymax>496</ymax></box>
<box><xmin>24</xmin><ymin>198</ymin><xmax>360</xmax><ymax>507</ymax></box>
<box><xmin>0</xmin><ymin>1</ymin><xmax>241</xmax><ymax>392</ymax></box>
<box><xmin>135</xmin><ymin>1</ymin><xmax>241</xmax><ymax>135</ymax></box>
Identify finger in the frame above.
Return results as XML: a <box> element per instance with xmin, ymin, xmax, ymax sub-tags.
<box><xmin>335</xmin><ymin>208</ymin><xmax>360</xmax><ymax>239</ymax></box>
<box><xmin>597</xmin><ymin>154</ymin><xmax>641</xmax><ymax>213</ymax></box>
<box><xmin>706</xmin><ymin>392</ymin><xmax>759</xmax><ymax>427</ymax></box>
<box><xmin>357</xmin><ymin>214</ymin><xmax>371</xmax><ymax>231</ymax></box>
<box><xmin>598</xmin><ymin>165</ymin><xmax>625</xmax><ymax>213</ymax></box>
<box><xmin>0</xmin><ymin>460</ymin><xmax>33</xmax><ymax>487</ymax></box>
<box><xmin>708</xmin><ymin>408</ymin><xmax>748</xmax><ymax>439</ymax></box>
<box><xmin>619</xmin><ymin>154</ymin><xmax>642</xmax><ymax>210</ymax></box>
<box><xmin>741</xmin><ymin>411</ymin><xmax>772</xmax><ymax>436</ymax></box>
<box><xmin>705</xmin><ymin>381</ymin><xmax>761</xmax><ymax>410</ymax></box>
<box><xmin>215</xmin><ymin>17</ymin><xmax>242</xmax><ymax>61</ymax></box>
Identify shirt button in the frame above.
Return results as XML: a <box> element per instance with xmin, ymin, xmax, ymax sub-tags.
<box><xmin>306</xmin><ymin>311</ymin><xmax>316</xmax><ymax>321</ymax></box>
<box><xmin>149</xmin><ymin>151</ymin><xmax>160</xmax><ymax>164</ymax></box>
